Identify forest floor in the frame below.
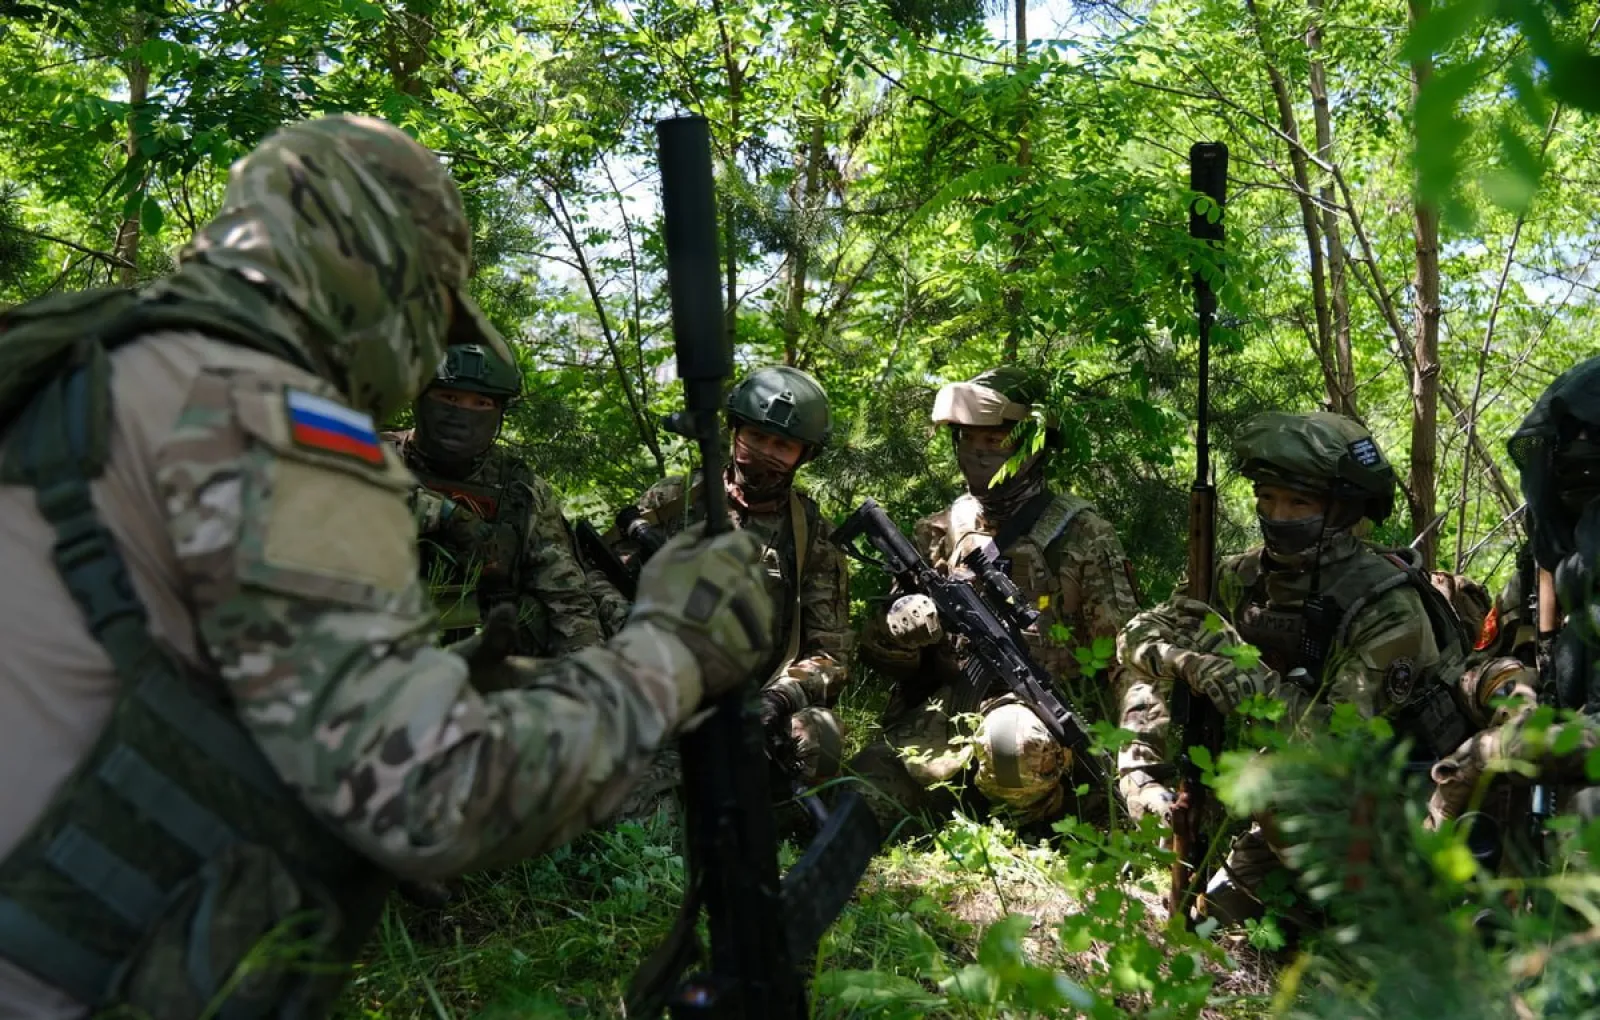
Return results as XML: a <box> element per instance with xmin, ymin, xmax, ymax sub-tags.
<box><xmin>337</xmin><ymin>688</ymin><xmax>1282</xmax><ymax>1020</ymax></box>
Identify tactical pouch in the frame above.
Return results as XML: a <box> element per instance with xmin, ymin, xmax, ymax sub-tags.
<box><xmin>0</xmin><ymin>359</ymin><xmax>392</xmax><ymax>1016</ymax></box>
<box><xmin>114</xmin><ymin>843</ymin><xmax>344</xmax><ymax>1020</ymax></box>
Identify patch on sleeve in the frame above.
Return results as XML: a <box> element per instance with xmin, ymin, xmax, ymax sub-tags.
<box><xmin>1384</xmin><ymin>656</ymin><xmax>1416</xmax><ymax>704</ymax></box>
<box><xmin>286</xmin><ymin>388</ymin><xmax>384</xmax><ymax>465</ymax></box>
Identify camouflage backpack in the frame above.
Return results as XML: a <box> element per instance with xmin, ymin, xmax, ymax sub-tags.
<box><xmin>0</xmin><ymin>288</ymin><xmax>392</xmax><ymax>1018</ymax></box>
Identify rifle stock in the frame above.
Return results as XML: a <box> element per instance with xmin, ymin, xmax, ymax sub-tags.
<box><xmin>626</xmin><ymin>115</ymin><xmax>877</xmax><ymax>1020</ymax></box>
<box><xmin>1168</xmin><ymin>141</ymin><xmax>1228</xmax><ymax>927</ymax></box>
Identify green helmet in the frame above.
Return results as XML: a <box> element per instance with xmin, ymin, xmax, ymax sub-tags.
<box><xmin>726</xmin><ymin>365</ymin><xmax>831</xmax><ymax>449</ymax></box>
<box><xmin>430</xmin><ymin>342</ymin><xmax>523</xmax><ymax>403</ymax></box>
<box><xmin>1232</xmin><ymin>411</ymin><xmax>1396</xmax><ymax>523</ymax></box>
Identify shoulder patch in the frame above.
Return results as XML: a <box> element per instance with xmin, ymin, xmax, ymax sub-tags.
<box><xmin>1384</xmin><ymin>656</ymin><xmax>1416</xmax><ymax>704</ymax></box>
<box><xmin>286</xmin><ymin>388</ymin><xmax>384</xmax><ymax>465</ymax></box>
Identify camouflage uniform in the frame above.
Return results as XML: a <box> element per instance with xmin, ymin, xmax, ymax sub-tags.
<box><xmin>387</xmin><ymin>427</ymin><xmax>613</xmax><ymax>656</ymax></box>
<box><xmin>1117</xmin><ymin>412</ymin><xmax>1477</xmax><ymax>925</ymax></box>
<box><xmin>0</xmin><ymin>115</ymin><xmax>774</xmax><ymax>1018</ymax></box>
<box><xmin>852</xmin><ymin>367</ymin><xmax>1141</xmax><ymax>835</ymax></box>
<box><xmin>1432</xmin><ymin>356</ymin><xmax>1600</xmax><ymax>827</ymax></box>
<box><xmin>610</xmin><ymin>367</ymin><xmax>852</xmax><ymax>819</ymax></box>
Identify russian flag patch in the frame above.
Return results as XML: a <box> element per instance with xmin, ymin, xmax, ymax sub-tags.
<box><xmin>286</xmin><ymin>389</ymin><xmax>385</xmax><ymax>465</ymax></box>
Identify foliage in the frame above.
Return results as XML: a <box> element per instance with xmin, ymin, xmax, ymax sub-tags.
<box><xmin>4</xmin><ymin>0</ymin><xmax>1600</xmax><ymax>1016</ymax></box>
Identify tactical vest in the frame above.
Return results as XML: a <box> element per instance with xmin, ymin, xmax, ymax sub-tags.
<box><xmin>942</xmin><ymin>491</ymin><xmax>1093</xmax><ymax>699</ymax></box>
<box><xmin>640</xmin><ymin>473</ymin><xmax>814</xmax><ymax>680</ymax></box>
<box><xmin>0</xmin><ymin>291</ymin><xmax>393</xmax><ymax>1017</ymax></box>
<box><xmin>1227</xmin><ymin>544</ymin><xmax>1474</xmax><ymax>758</ymax></box>
<box><xmin>406</xmin><ymin>449</ymin><xmax>534</xmax><ymax>639</ymax></box>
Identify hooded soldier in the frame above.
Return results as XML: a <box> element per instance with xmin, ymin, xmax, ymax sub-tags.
<box><xmin>0</xmin><ymin>114</ymin><xmax>775</xmax><ymax>1018</ymax></box>
<box><xmin>1116</xmin><ymin>411</ymin><xmax>1490</xmax><ymax>926</ymax></box>
<box><xmin>384</xmin><ymin>343</ymin><xmax>628</xmax><ymax>654</ymax></box>
<box><xmin>850</xmin><ymin>366</ymin><xmax>1141</xmax><ymax>837</ymax></box>
<box><xmin>606</xmin><ymin>365</ymin><xmax>852</xmax><ymax>818</ymax></box>
<box><xmin>1432</xmin><ymin>356</ymin><xmax>1600</xmax><ymax>826</ymax></box>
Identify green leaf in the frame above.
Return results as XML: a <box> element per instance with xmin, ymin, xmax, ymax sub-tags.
<box><xmin>1431</xmin><ymin>839</ymin><xmax>1479</xmax><ymax>883</ymax></box>
<box><xmin>139</xmin><ymin>196</ymin><xmax>163</xmax><ymax>237</ymax></box>
<box><xmin>1188</xmin><ymin>744</ymin><xmax>1214</xmax><ymax>772</ymax></box>
<box><xmin>1582</xmin><ymin>745</ymin><xmax>1600</xmax><ymax>783</ymax></box>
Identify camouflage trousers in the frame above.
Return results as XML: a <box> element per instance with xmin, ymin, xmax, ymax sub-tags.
<box><xmin>607</xmin><ymin>705</ymin><xmax>844</xmax><ymax>825</ymax></box>
<box><xmin>847</xmin><ymin>693</ymin><xmax>1073</xmax><ymax>838</ymax></box>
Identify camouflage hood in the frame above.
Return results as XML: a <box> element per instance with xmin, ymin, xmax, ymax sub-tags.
<box><xmin>148</xmin><ymin>114</ymin><xmax>512</xmax><ymax>421</ymax></box>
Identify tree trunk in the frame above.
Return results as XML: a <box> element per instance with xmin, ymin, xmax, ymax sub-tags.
<box><xmin>114</xmin><ymin>9</ymin><xmax>149</xmax><ymax>287</ymax></box>
<box><xmin>1244</xmin><ymin>0</ymin><xmax>1336</xmax><ymax>407</ymax></box>
<box><xmin>384</xmin><ymin>0</ymin><xmax>436</xmax><ymax>99</ymax></box>
<box><xmin>1408</xmin><ymin>0</ymin><xmax>1442</xmax><ymax>569</ymax></box>
<box><xmin>1306</xmin><ymin>0</ymin><xmax>1355</xmax><ymax>416</ymax></box>
<box><xmin>782</xmin><ymin>114</ymin><xmax>828</xmax><ymax>366</ymax></box>
<box><xmin>711</xmin><ymin>0</ymin><xmax>744</xmax><ymax>357</ymax></box>
<box><xmin>1001</xmin><ymin>0</ymin><xmax>1029</xmax><ymax>364</ymax></box>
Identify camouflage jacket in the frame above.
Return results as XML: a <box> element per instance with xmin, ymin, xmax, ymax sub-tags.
<box><xmin>615</xmin><ymin>468</ymin><xmax>852</xmax><ymax>712</ymax></box>
<box><xmin>860</xmin><ymin>490</ymin><xmax>1141</xmax><ymax>725</ymax></box>
<box><xmin>387</xmin><ymin>429</ymin><xmax>606</xmax><ymax>656</ymax></box>
<box><xmin>1116</xmin><ymin>534</ymin><xmax>1450</xmax><ymax>817</ymax></box>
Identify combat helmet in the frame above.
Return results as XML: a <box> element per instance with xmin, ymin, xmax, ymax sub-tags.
<box><xmin>1510</xmin><ymin>355</ymin><xmax>1600</xmax><ymax>569</ymax></box>
<box><xmin>726</xmin><ymin>365</ymin><xmax>832</xmax><ymax>455</ymax></box>
<box><xmin>1232</xmin><ymin>411</ymin><xmax>1396</xmax><ymax>524</ymax></box>
<box><xmin>932</xmin><ymin>365</ymin><xmax>1060</xmax><ymax>445</ymax></box>
<box><xmin>430</xmin><ymin>342</ymin><xmax>524</xmax><ymax>405</ymax></box>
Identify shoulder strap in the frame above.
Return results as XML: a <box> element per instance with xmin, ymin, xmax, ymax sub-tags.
<box><xmin>1327</xmin><ymin>548</ymin><xmax>1470</xmax><ymax>658</ymax></box>
<box><xmin>991</xmin><ymin>491</ymin><xmax>1054</xmax><ymax>555</ymax></box>
<box><xmin>1026</xmin><ymin>493</ymin><xmax>1093</xmax><ymax>571</ymax></box>
<box><xmin>773</xmin><ymin>489</ymin><xmax>810</xmax><ymax>677</ymax></box>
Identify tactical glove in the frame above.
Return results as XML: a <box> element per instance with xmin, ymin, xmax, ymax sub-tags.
<box><xmin>886</xmin><ymin>593</ymin><xmax>943</xmax><ymax>649</ymax></box>
<box><xmin>438</xmin><ymin>498</ymin><xmax>488</xmax><ymax>549</ymax></box>
<box><xmin>445</xmin><ymin>602</ymin><xmax>523</xmax><ymax>692</ymax></box>
<box><xmin>627</xmin><ymin>527</ymin><xmax>774</xmax><ymax>701</ymax></box>
<box><xmin>1428</xmin><ymin>728</ymin><xmax>1503</xmax><ymax>827</ymax></box>
<box><xmin>758</xmin><ymin>687</ymin><xmax>795</xmax><ymax>733</ymax></box>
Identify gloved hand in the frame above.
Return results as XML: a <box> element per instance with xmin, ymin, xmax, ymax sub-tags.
<box><xmin>758</xmin><ymin>687</ymin><xmax>795</xmax><ymax>733</ymax></box>
<box><xmin>628</xmin><ymin>527</ymin><xmax>774</xmax><ymax>701</ymax></box>
<box><xmin>1428</xmin><ymin>728</ymin><xmax>1503</xmax><ymax>828</ymax></box>
<box><xmin>445</xmin><ymin>602</ymin><xmax>523</xmax><ymax>692</ymax></box>
<box><xmin>438</xmin><ymin>498</ymin><xmax>488</xmax><ymax>548</ymax></box>
<box><xmin>886</xmin><ymin>593</ymin><xmax>943</xmax><ymax>649</ymax></box>
<box><xmin>1119</xmin><ymin>598</ymin><xmax>1277</xmax><ymax>713</ymax></box>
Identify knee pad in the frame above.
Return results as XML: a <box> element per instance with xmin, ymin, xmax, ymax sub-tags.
<box><xmin>974</xmin><ymin>702</ymin><xmax>1068</xmax><ymax>818</ymax></box>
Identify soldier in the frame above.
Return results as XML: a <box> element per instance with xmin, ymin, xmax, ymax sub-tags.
<box><xmin>610</xmin><ymin>365</ymin><xmax>852</xmax><ymax>814</ymax></box>
<box><xmin>1116</xmin><ymin>412</ymin><xmax>1514</xmax><ymax>925</ymax></box>
<box><xmin>385</xmin><ymin>343</ymin><xmax>628</xmax><ymax>654</ymax></box>
<box><xmin>0</xmin><ymin>115</ymin><xmax>773</xmax><ymax>1018</ymax></box>
<box><xmin>1432</xmin><ymin>356</ymin><xmax>1600</xmax><ymax>825</ymax></box>
<box><xmin>849</xmin><ymin>366</ymin><xmax>1141</xmax><ymax>837</ymax></box>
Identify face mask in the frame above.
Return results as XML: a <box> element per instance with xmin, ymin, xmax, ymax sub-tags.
<box><xmin>417</xmin><ymin>398</ymin><xmax>502</xmax><ymax>465</ymax></box>
<box><xmin>960</xmin><ymin>445</ymin><xmax>1046</xmax><ymax>520</ymax></box>
<box><xmin>732</xmin><ymin>435</ymin><xmax>796</xmax><ymax>502</ymax></box>
<box><xmin>1258</xmin><ymin>513</ymin><xmax>1326</xmax><ymax>561</ymax></box>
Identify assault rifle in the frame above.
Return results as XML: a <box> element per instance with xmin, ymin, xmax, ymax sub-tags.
<box><xmin>1168</xmin><ymin>141</ymin><xmax>1229</xmax><ymax>926</ymax></box>
<box><xmin>574</xmin><ymin>518</ymin><xmax>638</xmax><ymax>600</ymax></box>
<box><xmin>625</xmin><ymin>115</ymin><xmax>879</xmax><ymax>1020</ymax></box>
<box><xmin>1529</xmin><ymin>564</ymin><xmax>1561</xmax><ymax>866</ymax></box>
<box><xmin>831</xmin><ymin>498</ymin><xmax>1117</xmax><ymax>801</ymax></box>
